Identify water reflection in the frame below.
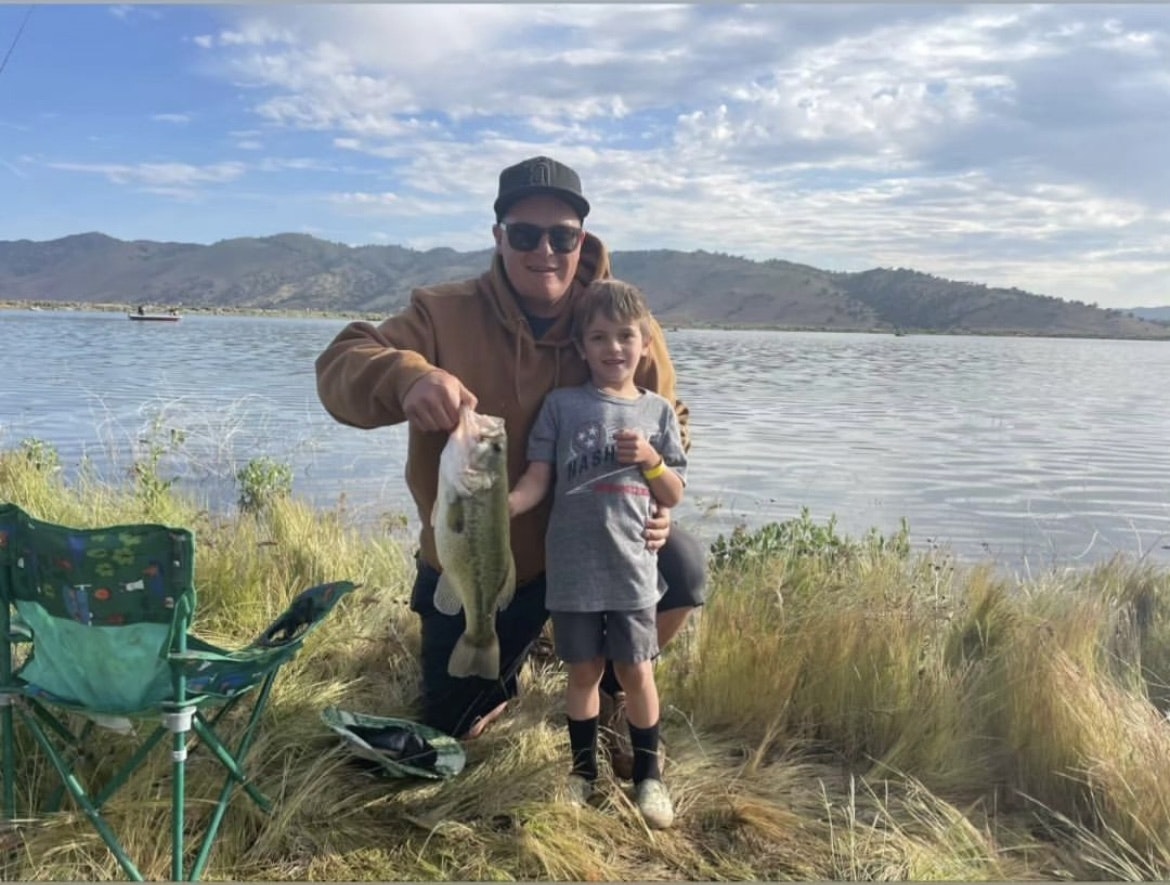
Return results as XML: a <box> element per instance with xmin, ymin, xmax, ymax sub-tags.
<box><xmin>3</xmin><ymin>311</ymin><xmax>1169</xmax><ymax>568</ymax></box>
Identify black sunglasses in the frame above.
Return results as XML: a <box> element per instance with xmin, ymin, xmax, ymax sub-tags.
<box><xmin>499</xmin><ymin>222</ymin><xmax>583</xmax><ymax>254</ymax></box>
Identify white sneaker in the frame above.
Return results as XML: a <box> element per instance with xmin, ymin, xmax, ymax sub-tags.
<box><xmin>635</xmin><ymin>778</ymin><xmax>674</xmax><ymax>829</ymax></box>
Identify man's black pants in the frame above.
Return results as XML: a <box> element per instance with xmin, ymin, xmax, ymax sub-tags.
<box><xmin>409</xmin><ymin>524</ymin><xmax>708</xmax><ymax>737</ymax></box>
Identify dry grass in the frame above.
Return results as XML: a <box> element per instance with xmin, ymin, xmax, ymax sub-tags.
<box><xmin>5</xmin><ymin>450</ymin><xmax>1170</xmax><ymax>880</ymax></box>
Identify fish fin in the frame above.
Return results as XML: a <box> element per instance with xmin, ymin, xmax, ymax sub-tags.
<box><xmin>496</xmin><ymin>556</ymin><xmax>517</xmax><ymax>612</ymax></box>
<box><xmin>433</xmin><ymin>572</ymin><xmax>464</xmax><ymax>617</ymax></box>
<box><xmin>448</xmin><ymin>632</ymin><xmax>500</xmax><ymax>680</ymax></box>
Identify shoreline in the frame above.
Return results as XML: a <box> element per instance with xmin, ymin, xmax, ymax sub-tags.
<box><xmin>3</xmin><ymin>299</ymin><xmax>1169</xmax><ymax>340</ymax></box>
<box><xmin>0</xmin><ymin>299</ymin><xmax>366</xmax><ymax>321</ymax></box>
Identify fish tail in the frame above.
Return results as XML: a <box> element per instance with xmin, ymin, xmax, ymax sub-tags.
<box><xmin>448</xmin><ymin>632</ymin><xmax>501</xmax><ymax>680</ymax></box>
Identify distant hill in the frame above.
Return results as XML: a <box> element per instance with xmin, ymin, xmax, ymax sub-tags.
<box><xmin>2</xmin><ymin>232</ymin><xmax>1168</xmax><ymax>340</ymax></box>
<box><xmin>1125</xmin><ymin>306</ymin><xmax>1170</xmax><ymax>324</ymax></box>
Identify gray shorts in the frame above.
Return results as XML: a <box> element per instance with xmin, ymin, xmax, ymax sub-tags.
<box><xmin>550</xmin><ymin>606</ymin><xmax>659</xmax><ymax>665</ymax></box>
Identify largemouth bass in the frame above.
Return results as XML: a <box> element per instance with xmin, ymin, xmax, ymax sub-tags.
<box><xmin>431</xmin><ymin>406</ymin><xmax>516</xmax><ymax>680</ymax></box>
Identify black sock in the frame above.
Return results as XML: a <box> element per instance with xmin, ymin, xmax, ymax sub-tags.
<box><xmin>629</xmin><ymin>720</ymin><xmax>661</xmax><ymax>783</ymax></box>
<box><xmin>567</xmin><ymin>715</ymin><xmax>599</xmax><ymax>781</ymax></box>
<box><xmin>600</xmin><ymin>660</ymin><xmax>622</xmax><ymax>697</ymax></box>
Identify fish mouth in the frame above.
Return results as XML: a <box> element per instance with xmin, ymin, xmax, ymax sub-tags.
<box><xmin>460</xmin><ymin>405</ymin><xmax>504</xmax><ymax>431</ymax></box>
<box><xmin>458</xmin><ymin>408</ymin><xmax>507</xmax><ymax>474</ymax></box>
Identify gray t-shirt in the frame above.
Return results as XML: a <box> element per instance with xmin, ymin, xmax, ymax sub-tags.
<box><xmin>527</xmin><ymin>383</ymin><xmax>687</xmax><ymax>613</ymax></box>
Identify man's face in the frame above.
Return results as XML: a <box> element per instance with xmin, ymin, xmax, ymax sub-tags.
<box><xmin>493</xmin><ymin>194</ymin><xmax>584</xmax><ymax>315</ymax></box>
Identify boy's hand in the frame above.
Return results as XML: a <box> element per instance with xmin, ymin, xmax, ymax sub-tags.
<box><xmin>614</xmin><ymin>429</ymin><xmax>658</xmax><ymax>469</ymax></box>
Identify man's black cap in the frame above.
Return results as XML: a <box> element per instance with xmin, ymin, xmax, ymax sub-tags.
<box><xmin>494</xmin><ymin>155</ymin><xmax>590</xmax><ymax>222</ymax></box>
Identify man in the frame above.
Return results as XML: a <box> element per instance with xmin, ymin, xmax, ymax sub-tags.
<box><xmin>315</xmin><ymin>155</ymin><xmax>707</xmax><ymax>771</ymax></box>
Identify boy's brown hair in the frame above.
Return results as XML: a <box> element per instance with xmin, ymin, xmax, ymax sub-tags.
<box><xmin>571</xmin><ymin>279</ymin><xmax>653</xmax><ymax>343</ymax></box>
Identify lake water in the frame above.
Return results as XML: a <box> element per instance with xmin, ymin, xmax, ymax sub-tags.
<box><xmin>3</xmin><ymin>309</ymin><xmax>1170</xmax><ymax>572</ymax></box>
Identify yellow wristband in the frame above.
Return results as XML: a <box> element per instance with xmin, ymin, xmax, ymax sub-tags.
<box><xmin>642</xmin><ymin>459</ymin><xmax>667</xmax><ymax>481</ymax></box>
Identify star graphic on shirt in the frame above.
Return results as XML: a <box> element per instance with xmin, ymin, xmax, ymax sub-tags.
<box><xmin>572</xmin><ymin>421</ymin><xmax>606</xmax><ymax>454</ymax></box>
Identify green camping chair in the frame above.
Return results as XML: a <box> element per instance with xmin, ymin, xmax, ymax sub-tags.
<box><xmin>0</xmin><ymin>502</ymin><xmax>356</xmax><ymax>881</ymax></box>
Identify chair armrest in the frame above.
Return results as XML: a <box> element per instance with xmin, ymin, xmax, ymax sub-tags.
<box><xmin>252</xmin><ymin>581</ymin><xmax>358</xmax><ymax>648</ymax></box>
<box><xmin>167</xmin><ymin>582</ymin><xmax>356</xmax><ymax>699</ymax></box>
<box><xmin>168</xmin><ymin>644</ymin><xmax>290</xmax><ymax>698</ymax></box>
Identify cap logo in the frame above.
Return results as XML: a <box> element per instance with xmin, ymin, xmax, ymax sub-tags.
<box><xmin>528</xmin><ymin>160</ymin><xmax>552</xmax><ymax>186</ymax></box>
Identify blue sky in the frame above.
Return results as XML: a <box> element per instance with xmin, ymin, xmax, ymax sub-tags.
<box><xmin>2</xmin><ymin>4</ymin><xmax>1169</xmax><ymax>308</ymax></box>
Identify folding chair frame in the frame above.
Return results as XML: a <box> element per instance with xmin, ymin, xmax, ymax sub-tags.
<box><xmin>0</xmin><ymin>503</ymin><xmax>354</xmax><ymax>881</ymax></box>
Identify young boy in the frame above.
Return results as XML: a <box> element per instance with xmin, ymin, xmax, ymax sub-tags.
<box><xmin>509</xmin><ymin>279</ymin><xmax>687</xmax><ymax>830</ymax></box>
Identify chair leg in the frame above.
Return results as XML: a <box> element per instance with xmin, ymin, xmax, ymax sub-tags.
<box><xmin>25</xmin><ymin>697</ymin><xmax>97</xmax><ymax>812</ymax></box>
<box><xmin>91</xmin><ymin>725</ymin><xmax>168</xmax><ymax>809</ymax></box>
<box><xmin>162</xmin><ymin>707</ymin><xmax>196</xmax><ymax>882</ymax></box>
<box><xmin>25</xmin><ymin>698</ymin><xmax>78</xmax><ymax>744</ymax></box>
<box><xmin>45</xmin><ymin>718</ymin><xmax>95</xmax><ymax>813</ymax></box>
<box><xmin>188</xmin><ymin>716</ymin><xmax>270</xmax><ymax>810</ymax></box>
<box><xmin>16</xmin><ymin>706</ymin><xmax>144</xmax><ymax>881</ymax></box>
<box><xmin>1</xmin><ymin>697</ymin><xmax>15</xmax><ymax>818</ymax></box>
<box><xmin>188</xmin><ymin>672</ymin><xmax>279</xmax><ymax>882</ymax></box>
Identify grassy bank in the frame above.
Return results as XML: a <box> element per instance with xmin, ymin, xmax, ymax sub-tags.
<box><xmin>4</xmin><ymin>445</ymin><xmax>1170</xmax><ymax>880</ymax></box>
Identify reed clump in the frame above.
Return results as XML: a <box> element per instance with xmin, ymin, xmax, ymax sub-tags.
<box><xmin>4</xmin><ymin>445</ymin><xmax>1170</xmax><ymax>880</ymax></box>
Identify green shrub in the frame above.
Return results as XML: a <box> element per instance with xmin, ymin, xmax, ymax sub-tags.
<box><xmin>709</xmin><ymin>506</ymin><xmax>910</xmax><ymax>570</ymax></box>
<box><xmin>130</xmin><ymin>421</ymin><xmax>185</xmax><ymax>510</ymax></box>
<box><xmin>236</xmin><ymin>456</ymin><xmax>294</xmax><ymax>514</ymax></box>
<box><xmin>18</xmin><ymin>438</ymin><xmax>60</xmax><ymax>474</ymax></box>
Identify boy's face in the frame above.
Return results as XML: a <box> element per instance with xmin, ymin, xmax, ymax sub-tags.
<box><xmin>575</xmin><ymin>312</ymin><xmax>649</xmax><ymax>393</ymax></box>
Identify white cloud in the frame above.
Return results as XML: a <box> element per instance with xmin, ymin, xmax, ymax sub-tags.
<box><xmin>151</xmin><ymin>113</ymin><xmax>191</xmax><ymax>125</ymax></box>
<box><xmin>331</xmin><ymin>191</ymin><xmax>399</xmax><ymax>207</ymax></box>
<box><xmin>25</xmin><ymin>3</ymin><xmax>1170</xmax><ymax>307</ymax></box>
<box><xmin>256</xmin><ymin>157</ymin><xmax>339</xmax><ymax>173</ymax></box>
<box><xmin>208</xmin><ymin>21</ymin><xmax>296</xmax><ymax>49</ymax></box>
<box><xmin>108</xmin><ymin>6</ymin><xmax>160</xmax><ymax>22</ymax></box>
<box><xmin>328</xmin><ymin>190</ymin><xmax>473</xmax><ymax>220</ymax></box>
<box><xmin>46</xmin><ymin>161</ymin><xmax>246</xmax><ymax>188</ymax></box>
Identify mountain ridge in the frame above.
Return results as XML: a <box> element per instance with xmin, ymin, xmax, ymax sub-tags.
<box><xmin>2</xmin><ymin>231</ymin><xmax>1167</xmax><ymax>339</ymax></box>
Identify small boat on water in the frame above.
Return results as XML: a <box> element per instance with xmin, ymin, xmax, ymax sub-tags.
<box><xmin>129</xmin><ymin>309</ymin><xmax>180</xmax><ymax>322</ymax></box>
